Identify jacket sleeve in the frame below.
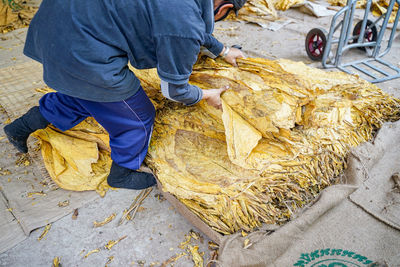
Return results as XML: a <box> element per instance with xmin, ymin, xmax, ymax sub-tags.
<box><xmin>155</xmin><ymin>35</ymin><xmax>204</xmax><ymax>105</ymax></box>
<box><xmin>155</xmin><ymin>35</ymin><xmax>200</xmax><ymax>84</ymax></box>
<box><xmin>202</xmin><ymin>34</ymin><xmax>224</xmax><ymax>58</ymax></box>
<box><xmin>160</xmin><ymin>80</ymin><xmax>203</xmax><ymax>106</ymax></box>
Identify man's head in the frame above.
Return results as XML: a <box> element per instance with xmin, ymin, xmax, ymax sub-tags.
<box><xmin>213</xmin><ymin>0</ymin><xmax>247</xmax><ymax>22</ymax></box>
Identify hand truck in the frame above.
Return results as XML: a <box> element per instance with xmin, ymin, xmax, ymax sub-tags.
<box><xmin>305</xmin><ymin>0</ymin><xmax>400</xmax><ymax>83</ymax></box>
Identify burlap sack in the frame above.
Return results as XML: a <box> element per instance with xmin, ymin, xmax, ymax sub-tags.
<box><xmin>218</xmin><ymin>121</ymin><xmax>400</xmax><ymax>266</ymax></box>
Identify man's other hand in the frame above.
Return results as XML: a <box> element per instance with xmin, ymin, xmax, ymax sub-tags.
<box><xmin>202</xmin><ymin>86</ymin><xmax>229</xmax><ymax>109</ymax></box>
<box><xmin>222</xmin><ymin>47</ymin><xmax>245</xmax><ymax>67</ymax></box>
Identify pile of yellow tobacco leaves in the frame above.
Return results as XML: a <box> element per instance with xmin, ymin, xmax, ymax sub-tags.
<box><xmin>0</xmin><ymin>1</ymin><xmax>37</xmax><ymax>33</ymax></box>
<box><xmin>228</xmin><ymin>0</ymin><xmax>304</xmax><ymax>25</ymax></box>
<box><xmin>34</xmin><ymin>57</ymin><xmax>400</xmax><ymax>234</ymax></box>
<box><xmin>328</xmin><ymin>0</ymin><xmax>399</xmax><ymax>23</ymax></box>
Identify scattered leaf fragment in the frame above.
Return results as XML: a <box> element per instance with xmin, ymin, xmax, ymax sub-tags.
<box><xmin>137</xmin><ymin>260</ymin><xmax>146</xmax><ymax>266</ymax></box>
<box><xmin>179</xmin><ymin>235</ymin><xmax>192</xmax><ymax>249</ymax></box>
<box><xmin>84</xmin><ymin>248</ymin><xmax>100</xmax><ymax>258</ymax></box>
<box><xmin>206</xmin><ymin>250</ymin><xmax>218</xmax><ymax>267</ymax></box>
<box><xmin>105</xmin><ymin>256</ymin><xmax>114</xmax><ymax>267</ymax></box>
<box><xmin>1</xmin><ymin>169</ymin><xmax>11</xmax><ymax>176</ymax></box>
<box><xmin>27</xmin><ymin>191</ymin><xmax>46</xmax><ymax>198</ymax></box>
<box><xmin>93</xmin><ymin>213</ymin><xmax>116</xmax><ymax>228</ymax></box>
<box><xmin>392</xmin><ymin>172</ymin><xmax>400</xmax><ymax>191</ymax></box>
<box><xmin>3</xmin><ymin>118</ymin><xmax>11</xmax><ymax>124</ymax></box>
<box><xmin>0</xmin><ymin>136</ymin><xmax>5</xmax><ymax>141</ymax></box>
<box><xmin>52</xmin><ymin>257</ymin><xmax>61</xmax><ymax>267</ymax></box>
<box><xmin>189</xmin><ymin>229</ymin><xmax>201</xmax><ymax>240</ymax></box>
<box><xmin>208</xmin><ymin>241</ymin><xmax>219</xmax><ymax>250</ymax></box>
<box><xmin>58</xmin><ymin>200</ymin><xmax>70</xmax><ymax>207</ymax></box>
<box><xmin>154</xmin><ymin>193</ymin><xmax>165</xmax><ymax>202</ymax></box>
<box><xmin>104</xmin><ymin>235</ymin><xmax>127</xmax><ymax>250</ymax></box>
<box><xmin>15</xmin><ymin>154</ymin><xmax>31</xmax><ymax>166</ymax></box>
<box><xmin>38</xmin><ymin>224</ymin><xmax>51</xmax><ymax>241</ymax></box>
<box><xmin>161</xmin><ymin>253</ymin><xmax>186</xmax><ymax>267</ymax></box>
<box><xmin>188</xmin><ymin>245</ymin><xmax>204</xmax><ymax>267</ymax></box>
<box><xmin>72</xmin><ymin>209</ymin><xmax>79</xmax><ymax>220</ymax></box>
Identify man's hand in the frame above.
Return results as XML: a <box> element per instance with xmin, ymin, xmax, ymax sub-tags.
<box><xmin>221</xmin><ymin>47</ymin><xmax>245</xmax><ymax>67</ymax></box>
<box><xmin>202</xmin><ymin>86</ymin><xmax>229</xmax><ymax>109</ymax></box>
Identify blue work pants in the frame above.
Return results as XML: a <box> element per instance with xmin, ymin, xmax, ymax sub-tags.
<box><xmin>38</xmin><ymin>86</ymin><xmax>155</xmax><ymax>170</ymax></box>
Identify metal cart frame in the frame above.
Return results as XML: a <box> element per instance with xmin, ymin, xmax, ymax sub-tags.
<box><xmin>305</xmin><ymin>0</ymin><xmax>400</xmax><ymax>83</ymax></box>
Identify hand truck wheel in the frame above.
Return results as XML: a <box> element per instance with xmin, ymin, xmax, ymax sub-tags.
<box><xmin>305</xmin><ymin>28</ymin><xmax>327</xmax><ymax>61</ymax></box>
<box><xmin>352</xmin><ymin>20</ymin><xmax>377</xmax><ymax>51</ymax></box>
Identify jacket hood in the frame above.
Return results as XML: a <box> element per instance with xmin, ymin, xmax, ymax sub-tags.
<box><xmin>196</xmin><ymin>0</ymin><xmax>214</xmax><ymax>34</ymax></box>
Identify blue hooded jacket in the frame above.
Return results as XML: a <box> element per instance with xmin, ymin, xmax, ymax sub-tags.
<box><xmin>24</xmin><ymin>0</ymin><xmax>224</xmax><ymax>103</ymax></box>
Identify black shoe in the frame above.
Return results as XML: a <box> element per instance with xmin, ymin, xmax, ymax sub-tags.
<box><xmin>107</xmin><ymin>162</ymin><xmax>156</xmax><ymax>190</ymax></box>
<box><xmin>4</xmin><ymin>106</ymin><xmax>49</xmax><ymax>153</ymax></box>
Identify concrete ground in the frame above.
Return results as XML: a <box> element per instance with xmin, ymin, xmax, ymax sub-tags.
<box><xmin>0</xmin><ymin>2</ymin><xmax>399</xmax><ymax>267</ymax></box>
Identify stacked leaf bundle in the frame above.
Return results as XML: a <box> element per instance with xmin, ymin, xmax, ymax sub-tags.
<box><xmin>143</xmin><ymin>58</ymin><xmax>400</xmax><ymax>234</ymax></box>
<box><xmin>34</xmin><ymin>57</ymin><xmax>400</xmax><ymax>234</ymax></box>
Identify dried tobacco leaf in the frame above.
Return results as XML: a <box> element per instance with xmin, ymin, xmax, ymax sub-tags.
<box><xmin>160</xmin><ymin>252</ymin><xmax>186</xmax><ymax>267</ymax></box>
<box><xmin>93</xmin><ymin>213</ymin><xmax>116</xmax><ymax>228</ymax></box>
<box><xmin>72</xmin><ymin>209</ymin><xmax>78</xmax><ymax>220</ymax></box>
<box><xmin>83</xmin><ymin>249</ymin><xmax>100</xmax><ymax>258</ymax></box>
<box><xmin>58</xmin><ymin>200</ymin><xmax>69</xmax><ymax>207</ymax></box>
<box><xmin>52</xmin><ymin>257</ymin><xmax>61</xmax><ymax>267</ymax></box>
<box><xmin>188</xmin><ymin>245</ymin><xmax>204</xmax><ymax>267</ymax></box>
<box><xmin>38</xmin><ymin>224</ymin><xmax>51</xmax><ymax>241</ymax></box>
<box><xmin>104</xmin><ymin>235</ymin><xmax>127</xmax><ymax>250</ymax></box>
<box><xmin>27</xmin><ymin>191</ymin><xmax>46</xmax><ymax>198</ymax></box>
